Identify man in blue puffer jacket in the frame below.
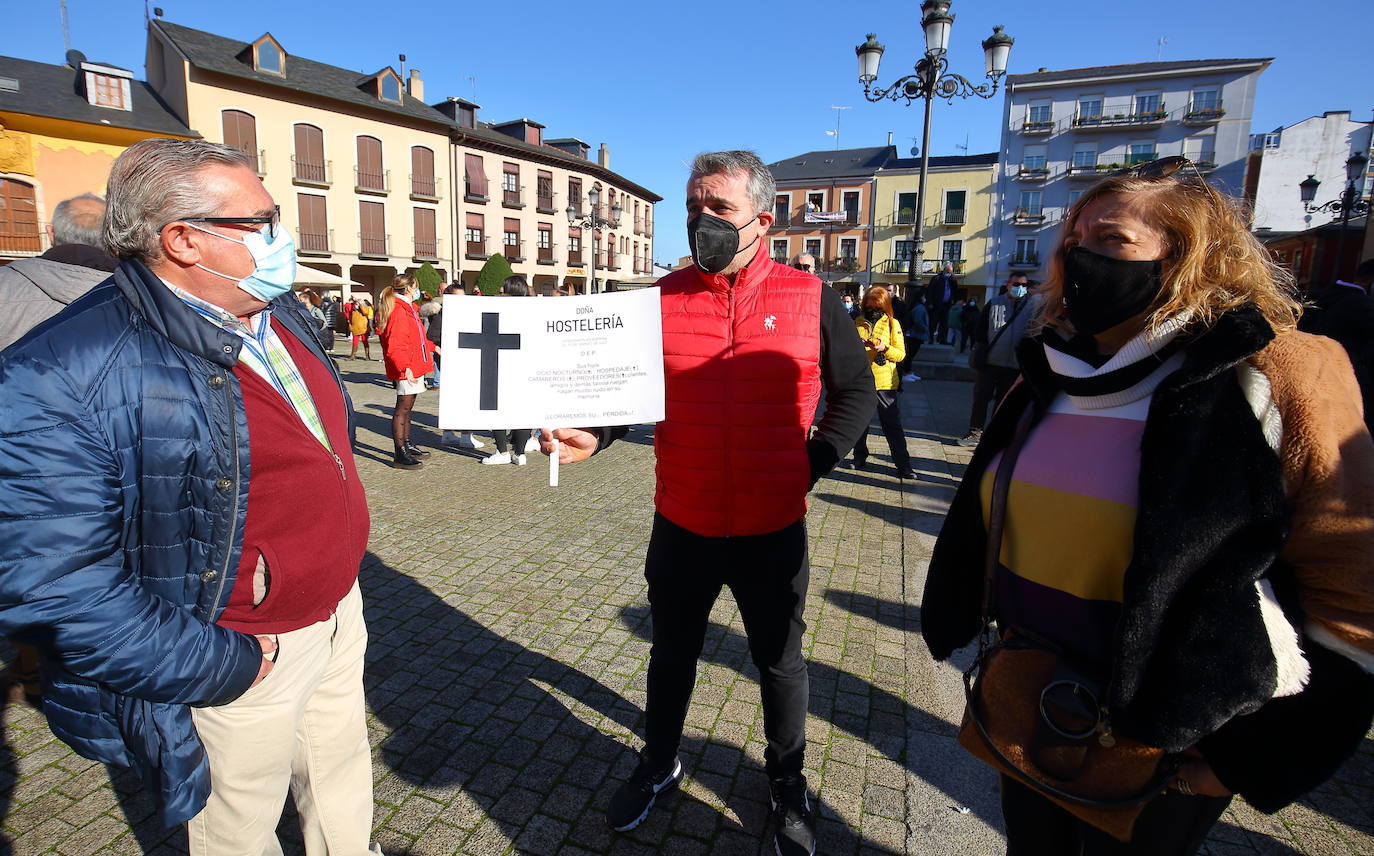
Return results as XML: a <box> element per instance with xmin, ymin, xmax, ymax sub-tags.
<box><xmin>0</xmin><ymin>139</ymin><xmax>377</xmax><ymax>854</ymax></box>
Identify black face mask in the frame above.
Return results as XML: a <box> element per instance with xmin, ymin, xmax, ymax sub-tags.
<box><xmin>862</xmin><ymin>308</ymin><xmax>884</xmax><ymax>324</ymax></box>
<box><xmin>687</xmin><ymin>212</ymin><xmax>758</xmax><ymax>274</ymax></box>
<box><xmin>1062</xmin><ymin>246</ymin><xmax>1163</xmax><ymax>335</ymax></box>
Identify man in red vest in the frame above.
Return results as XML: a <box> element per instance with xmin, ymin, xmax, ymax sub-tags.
<box><xmin>545</xmin><ymin>150</ymin><xmax>875</xmax><ymax>855</ymax></box>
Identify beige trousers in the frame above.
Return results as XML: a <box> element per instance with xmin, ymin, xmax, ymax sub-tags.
<box><xmin>188</xmin><ymin>581</ymin><xmax>378</xmax><ymax>856</ymax></box>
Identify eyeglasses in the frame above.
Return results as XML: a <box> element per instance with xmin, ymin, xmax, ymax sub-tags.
<box><xmin>166</xmin><ymin>205</ymin><xmax>282</xmax><ymax>236</ymax></box>
<box><xmin>1108</xmin><ymin>155</ymin><xmax>1196</xmax><ymax>181</ymax></box>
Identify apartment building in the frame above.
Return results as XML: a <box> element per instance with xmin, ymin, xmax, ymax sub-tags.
<box><xmin>145</xmin><ymin>16</ymin><xmax>658</xmax><ymax>298</ymax></box>
<box><xmin>0</xmin><ymin>51</ymin><xmax>196</xmax><ymax>262</ymax></box>
<box><xmin>1248</xmin><ymin>110</ymin><xmax>1373</xmax><ymax>234</ymax></box>
<box><xmin>871</xmin><ymin>153</ymin><xmax>998</xmax><ymax>302</ymax></box>
<box><xmin>766</xmin><ymin>146</ymin><xmax>998</xmax><ymax>302</ymax></box>
<box><xmin>444</xmin><ymin>113</ymin><xmax>659</xmax><ymax>295</ymax></box>
<box><xmin>767</xmin><ymin>147</ymin><xmax>886</xmax><ymax>297</ymax></box>
<box><xmin>992</xmin><ymin>58</ymin><xmax>1270</xmax><ymax>281</ymax></box>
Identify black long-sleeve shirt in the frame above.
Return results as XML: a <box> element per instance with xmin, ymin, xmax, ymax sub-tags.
<box><xmin>596</xmin><ymin>284</ymin><xmax>875</xmax><ymax>488</ymax></box>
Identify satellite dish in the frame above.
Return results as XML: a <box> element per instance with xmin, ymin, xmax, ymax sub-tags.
<box><xmin>910</xmin><ymin>146</ymin><xmax>920</xmax><ymax>157</ymax></box>
<box><xmin>65</xmin><ymin>49</ymin><xmax>87</xmax><ymax>69</ymax></box>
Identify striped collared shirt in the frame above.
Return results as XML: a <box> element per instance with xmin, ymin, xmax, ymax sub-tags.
<box><xmin>163</xmin><ymin>281</ymin><xmax>332</xmax><ymax>451</ymax></box>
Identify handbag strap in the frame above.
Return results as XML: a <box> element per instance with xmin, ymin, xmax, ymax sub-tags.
<box><xmin>979</xmin><ymin>405</ymin><xmax>1037</xmax><ymax>636</ymax></box>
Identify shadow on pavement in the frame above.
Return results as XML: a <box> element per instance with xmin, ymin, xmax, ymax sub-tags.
<box><xmin>358</xmin><ymin>553</ymin><xmax>804</xmax><ymax>854</ymax></box>
<box><xmin>618</xmin><ymin>603</ymin><xmax>1000</xmax><ymax>834</ymax></box>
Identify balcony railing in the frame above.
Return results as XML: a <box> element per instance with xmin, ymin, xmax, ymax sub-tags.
<box><xmin>413</xmin><ymin>237</ymin><xmax>441</xmax><ymax>261</ymax></box>
<box><xmin>292</xmin><ymin>157</ymin><xmax>332</xmax><ymax>186</ymax></box>
<box><xmin>536</xmin><ymin>193</ymin><xmax>556</xmax><ymax>214</ymax></box>
<box><xmin>942</xmin><ymin>209</ymin><xmax>967</xmax><ymax>226</ymax></box>
<box><xmin>1019</xmin><ymin>119</ymin><xmax>1053</xmax><ymax>135</ymax></box>
<box><xmin>567</xmin><ymin>249</ymin><xmax>583</xmax><ymax>265</ymax></box>
<box><xmin>358</xmin><ymin>232</ymin><xmax>389</xmax><ymax>257</ymax></box>
<box><xmin>537</xmin><ymin>242</ymin><xmax>555</xmax><ymax>263</ymax></box>
<box><xmin>355</xmin><ymin>167</ymin><xmax>390</xmax><ymax>194</ymax></box>
<box><xmin>1072</xmin><ymin>107</ymin><xmax>1168</xmax><ymax>130</ymax></box>
<box><xmin>1014</xmin><ymin>165</ymin><xmax>1050</xmax><ymax>182</ymax></box>
<box><xmin>1067</xmin><ymin>162</ymin><xmax>1112</xmax><ymax>180</ymax></box>
<box><xmin>410</xmin><ymin>174</ymin><xmax>440</xmax><ymax>201</ymax></box>
<box><xmin>1009</xmin><ymin>253</ymin><xmax>1040</xmax><ymax>269</ymax></box>
<box><xmin>296</xmin><ymin>227</ymin><xmax>332</xmax><ymax>254</ymax></box>
<box><xmin>1012</xmin><ymin>207</ymin><xmax>1046</xmax><ymax>225</ymax></box>
<box><xmin>502</xmin><ymin>186</ymin><xmax>524</xmax><ymax>208</ymax></box>
<box><xmin>464</xmin><ymin>180</ymin><xmax>488</xmax><ymax>202</ymax></box>
<box><xmin>1182</xmin><ymin>104</ymin><xmax>1225</xmax><ymax>126</ymax></box>
<box><xmin>465</xmin><ymin>238</ymin><xmax>489</xmax><ymax>260</ymax></box>
<box><xmin>504</xmin><ymin>239</ymin><xmax>525</xmax><ymax>262</ymax></box>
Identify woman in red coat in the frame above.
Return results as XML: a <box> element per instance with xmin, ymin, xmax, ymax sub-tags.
<box><xmin>377</xmin><ymin>274</ymin><xmax>436</xmax><ymax>469</ymax></box>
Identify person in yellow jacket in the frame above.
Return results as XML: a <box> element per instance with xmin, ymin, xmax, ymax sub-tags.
<box><xmin>347</xmin><ymin>298</ymin><xmax>374</xmax><ymax>360</ymax></box>
<box><xmin>850</xmin><ymin>286</ymin><xmax>916</xmax><ymax>478</ymax></box>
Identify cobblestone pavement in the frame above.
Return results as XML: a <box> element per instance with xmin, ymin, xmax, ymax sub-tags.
<box><xmin>0</xmin><ymin>353</ymin><xmax>1369</xmax><ymax>855</ymax></box>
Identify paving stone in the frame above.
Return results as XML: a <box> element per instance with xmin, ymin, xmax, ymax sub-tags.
<box><xmin>0</xmin><ymin>367</ymin><xmax>1362</xmax><ymax>856</ymax></box>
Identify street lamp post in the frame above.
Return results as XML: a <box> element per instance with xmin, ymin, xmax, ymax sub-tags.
<box><xmin>855</xmin><ymin>1</ymin><xmax>1013</xmax><ymax>298</ymax></box>
<box><xmin>566</xmin><ymin>185</ymin><xmax>623</xmax><ymax>294</ymax></box>
<box><xmin>1299</xmin><ymin>152</ymin><xmax>1371</xmax><ymax>283</ymax></box>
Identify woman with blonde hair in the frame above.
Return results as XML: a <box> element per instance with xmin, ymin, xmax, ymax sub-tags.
<box><xmin>377</xmin><ymin>274</ymin><xmax>437</xmax><ymax>469</ymax></box>
<box><xmin>347</xmin><ymin>297</ymin><xmax>373</xmax><ymax>360</ymax></box>
<box><xmin>849</xmin><ymin>285</ymin><xmax>915</xmax><ymax>478</ymax></box>
<box><xmin>922</xmin><ymin>158</ymin><xmax>1374</xmax><ymax>853</ymax></box>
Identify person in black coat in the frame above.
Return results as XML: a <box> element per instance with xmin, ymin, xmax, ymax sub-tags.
<box><xmin>1297</xmin><ymin>258</ymin><xmax>1374</xmax><ymax>433</ymax></box>
<box><xmin>927</xmin><ymin>263</ymin><xmax>959</xmax><ymax>343</ymax></box>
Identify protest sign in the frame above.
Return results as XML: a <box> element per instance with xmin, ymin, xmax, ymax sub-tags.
<box><xmin>438</xmin><ymin>289</ymin><xmax>665</xmax><ymax>431</ymax></box>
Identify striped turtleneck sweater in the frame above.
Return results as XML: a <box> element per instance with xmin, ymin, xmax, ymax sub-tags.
<box><xmin>980</xmin><ymin>318</ymin><xmax>1189</xmax><ymax>664</ymax></box>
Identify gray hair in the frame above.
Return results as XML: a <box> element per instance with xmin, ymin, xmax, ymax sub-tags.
<box><xmin>51</xmin><ymin>193</ymin><xmax>106</xmax><ymax>247</ymax></box>
<box><xmin>689</xmin><ymin>150</ymin><xmax>776</xmax><ymax>217</ymax></box>
<box><xmin>102</xmin><ymin>138</ymin><xmax>254</xmax><ymax>263</ymax></box>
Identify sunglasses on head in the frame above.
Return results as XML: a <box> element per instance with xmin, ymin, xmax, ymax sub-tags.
<box><xmin>1108</xmin><ymin>155</ymin><xmax>1199</xmax><ymax>181</ymax></box>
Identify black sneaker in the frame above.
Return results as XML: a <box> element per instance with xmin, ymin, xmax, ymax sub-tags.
<box><xmin>607</xmin><ymin>755</ymin><xmax>683</xmax><ymax>832</ymax></box>
<box><xmin>769</xmin><ymin>774</ymin><xmax>816</xmax><ymax>856</ymax></box>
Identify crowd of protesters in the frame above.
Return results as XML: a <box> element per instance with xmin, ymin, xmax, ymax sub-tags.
<box><xmin>0</xmin><ymin>139</ymin><xmax>1370</xmax><ymax>856</ymax></box>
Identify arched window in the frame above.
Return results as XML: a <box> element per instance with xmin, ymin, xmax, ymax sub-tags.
<box><xmin>221</xmin><ymin>109</ymin><xmax>260</xmax><ymax>174</ymax></box>
<box><xmin>0</xmin><ymin>178</ymin><xmax>42</xmax><ymax>253</ymax></box>
<box><xmin>293</xmin><ymin>124</ymin><xmax>326</xmax><ymax>183</ymax></box>
<box><xmin>410</xmin><ymin>146</ymin><xmax>435</xmax><ymax>198</ymax></box>
<box><xmin>356</xmin><ymin>136</ymin><xmax>385</xmax><ymax>192</ymax></box>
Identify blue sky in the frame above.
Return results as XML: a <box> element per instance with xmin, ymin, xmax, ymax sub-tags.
<box><xmin>7</xmin><ymin>0</ymin><xmax>1371</xmax><ymax>264</ymax></box>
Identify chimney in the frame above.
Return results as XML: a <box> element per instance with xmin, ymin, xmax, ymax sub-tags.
<box><xmin>598</xmin><ymin>143</ymin><xmax>610</xmax><ymax>169</ymax></box>
<box><xmin>887</xmin><ymin>131</ymin><xmax>893</xmax><ymax>146</ymax></box>
<box><xmin>407</xmin><ymin>68</ymin><xmax>424</xmax><ymax>101</ymax></box>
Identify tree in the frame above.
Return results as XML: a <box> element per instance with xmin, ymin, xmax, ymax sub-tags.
<box><xmin>475</xmin><ymin>253</ymin><xmax>513</xmax><ymax>296</ymax></box>
<box><xmin>414</xmin><ymin>262</ymin><xmax>441</xmax><ymax>297</ymax></box>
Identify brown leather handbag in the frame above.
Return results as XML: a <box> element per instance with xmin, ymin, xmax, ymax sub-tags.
<box><xmin>955</xmin><ymin>408</ymin><xmax>1179</xmax><ymax>842</ymax></box>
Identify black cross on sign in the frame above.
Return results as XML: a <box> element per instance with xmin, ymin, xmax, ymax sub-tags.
<box><xmin>458</xmin><ymin>312</ymin><xmax>522</xmax><ymax>410</ymax></box>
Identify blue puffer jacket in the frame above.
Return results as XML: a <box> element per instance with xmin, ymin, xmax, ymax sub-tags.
<box><xmin>0</xmin><ymin>259</ymin><xmax>355</xmax><ymax>826</ymax></box>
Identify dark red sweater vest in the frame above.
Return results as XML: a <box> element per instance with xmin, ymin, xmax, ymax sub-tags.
<box><xmin>218</xmin><ymin>320</ymin><xmax>370</xmax><ymax>633</ymax></box>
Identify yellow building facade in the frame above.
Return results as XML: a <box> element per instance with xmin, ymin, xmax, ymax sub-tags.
<box><xmin>0</xmin><ymin>54</ymin><xmax>196</xmax><ymax>262</ymax></box>
<box><xmin>145</xmin><ymin>18</ymin><xmax>658</xmax><ymax>299</ymax></box>
<box><xmin>870</xmin><ymin>153</ymin><xmax>998</xmax><ymax>303</ymax></box>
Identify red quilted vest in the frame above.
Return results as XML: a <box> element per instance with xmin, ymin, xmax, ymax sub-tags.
<box><xmin>655</xmin><ymin>243</ymin><xmax>823</xmax><ymax>537</ymax></box>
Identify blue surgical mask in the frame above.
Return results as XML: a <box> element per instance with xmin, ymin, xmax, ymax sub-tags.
<box><xmin>188</xmin><ymin>223</ymin><xmax>298</xmax><ymax>302</ymax></box>
<box><xmin>1009</xmin><ymin>285</ymin><xmax>1028</xmax><ymax>298</ymax></box>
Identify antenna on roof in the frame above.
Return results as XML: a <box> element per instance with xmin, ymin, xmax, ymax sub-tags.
<box><xmin>909</xmin><ymin>136</ymin><xmax>920</xmax><ymax>157</ymax></box>
<box><xmin>60</xmin><ymin>0</ymin><xmax>71</xmax><ymax>53</ymax></box>
<box><xmin>1156</xmin><ymin>36</ymin><xmax>1168</xmax><ymax>61</ymax></box>
<box><xmin>956</xmin><ymin>133</ymin><xmax>969</xmax><ymax>155</ymax></box>
<box><xmin>466</xmin><ymin>75</ymin><xmax>477</xmax><ymax>101</ymax></box>
<box><xmin>829</xmin><ymin>105</ymin><xmax>851</xmax><ymax>150</ymax></box>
